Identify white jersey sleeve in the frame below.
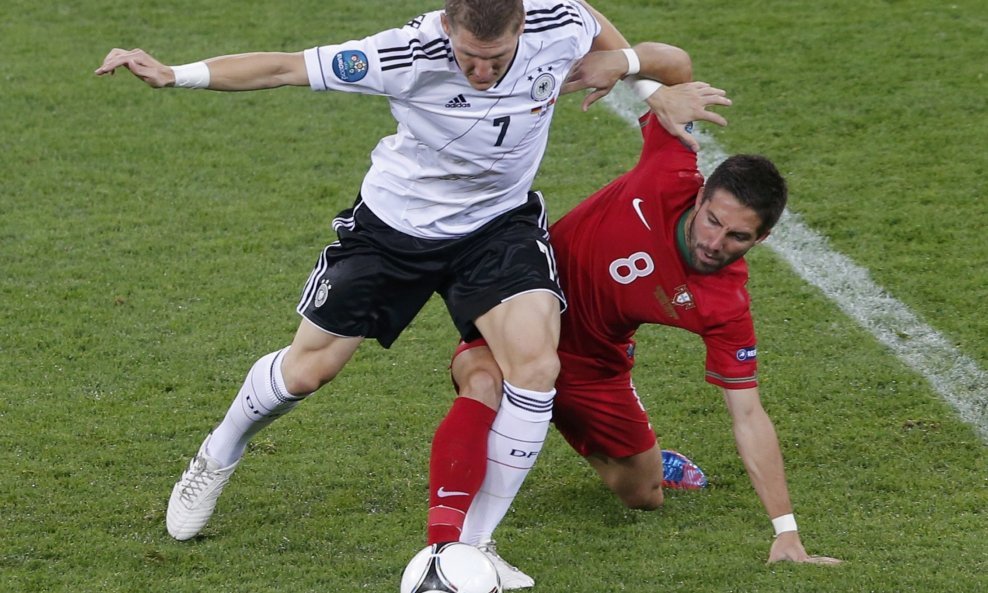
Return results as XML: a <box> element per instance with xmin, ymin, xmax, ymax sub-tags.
<box><xmin>526</xmin><ymin>0</ymin><xmax>599</xmax><ymax>52</ymax></box>
<box><xmin>303</xmin><ymin>14</ymin><xmax>447</xmax><ymax>98</ymax></box>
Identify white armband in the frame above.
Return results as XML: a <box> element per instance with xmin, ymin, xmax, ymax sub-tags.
<box><xmin>621</xmin><ymin>47</ymin><xmax>640</xmax><ymax>77</ymax></box>
<box><xmin>172</xmin><ymin>61</ymin><xmax>210</xmax><ymax>89</ymax></box>
<box><xmin>622</xmin><ymin>75</ymin><xmax>662</xmax><ymax>101</ymax></box>
<box><xmin>771</xmin><ymin>513</ymin><xmax>798</xmax><ymax>537</ymax></box>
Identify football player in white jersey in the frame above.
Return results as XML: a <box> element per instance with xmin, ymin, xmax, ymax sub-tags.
<box><xmin>95</xmin><ymin>0</ymin><xmax>731</xmax><ymax>575</ymax></box>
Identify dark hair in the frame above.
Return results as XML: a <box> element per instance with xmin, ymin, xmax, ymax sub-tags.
<box><xmin>444</xmin><ymin>0</ymin><xmax>525</xmax><ymax>40</ymax></box>
<box><xmin>704</xmin><ymin>155</ymin><xmax>788</xmax><ymax>236</ymax></box>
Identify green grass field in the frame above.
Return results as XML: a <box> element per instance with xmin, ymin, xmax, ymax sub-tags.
<box><xmin>2</xmin><ymin>1</ymin><xmax>986</xmax><ymax>591</ymax></box>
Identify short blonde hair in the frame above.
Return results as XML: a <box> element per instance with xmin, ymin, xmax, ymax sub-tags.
<box><xmin>444</xmin><ymin>0</ymin><xmax>525</xmax><ymax>40</ymax></box>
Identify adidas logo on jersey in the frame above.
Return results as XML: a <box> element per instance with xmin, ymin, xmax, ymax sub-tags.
<box><xmin>445</xmin><ymin>94</ymin><xmax>471</xmax><ymax>108</ymax></box>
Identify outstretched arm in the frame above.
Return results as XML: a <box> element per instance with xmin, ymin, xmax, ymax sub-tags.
<box><xmin>95</xmin><ymin>48</ymin><xmax>308</xmax><ymax>90</ymax></box>
<box><xmin>568</xmin><ymin>1</ymin><xmax>731</xmax><ymax>151</ymax></box>
<box><xmin>723</xmin><ymin>387</ymin><xmax>842</xmax><ymax>565</ymax></box>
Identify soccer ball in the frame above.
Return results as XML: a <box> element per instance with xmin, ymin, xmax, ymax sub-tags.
<box><xmin>400</xmin><ymin>542</ymin><xmax>502</xmax><ymax>593</ymax></box>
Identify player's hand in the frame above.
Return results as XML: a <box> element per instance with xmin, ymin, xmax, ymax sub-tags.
<box><xmin>560</xmin><ymin>50</ymin><xmax>628</xmax><ymax>109</ymax></box>
<box><xmin>768</xmin><ymin>532</ymin><xmax>843</xmax><ymax>565</ymax></box>
<box><xmin>646</xmin><ymin>82</ymin><xmax>732</xmax><ymax>152</ymax></box>
<box><xmin>95</xmin><ymin>48</ymin><xmax>175</xmax><ymax>88</ymax></box>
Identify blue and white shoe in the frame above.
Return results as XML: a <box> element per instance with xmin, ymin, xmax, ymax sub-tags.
<box><xmin>661</xmin><ymin>450</ymin><xmax>707</xmax><ymax>490</ymax></box>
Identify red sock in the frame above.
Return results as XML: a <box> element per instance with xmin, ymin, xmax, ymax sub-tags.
<box><xmin>427</xmin><ymin>397</ymin><xmax>496</xmax><ymax>544</ymax></box>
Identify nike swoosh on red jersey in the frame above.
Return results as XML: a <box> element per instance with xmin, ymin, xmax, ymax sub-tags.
<box><xmin>436</xmin><ymin>487</ymin><xmax>469</xmax><ymax>498</ymax></box>
<box><xmin>632</xmin><ymin>198</ymin><xmax>652</xmax><ymax>230</ymax></box>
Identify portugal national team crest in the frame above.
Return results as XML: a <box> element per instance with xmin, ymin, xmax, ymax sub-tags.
<box><xmin>530</xmin><ymin>71</ymin><xmax>556</xmax><ymax>101</ymax></box>
<box><xmin>673</xmin><ymin>285</ymin><xmax>695</xmax><ymax>309</ymax></box>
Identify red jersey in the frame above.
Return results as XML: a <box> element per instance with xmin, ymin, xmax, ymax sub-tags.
<box><xmin>551</xmin><ymin>114</ymin><xmax>758</xmax><ymax>390</ymax></box>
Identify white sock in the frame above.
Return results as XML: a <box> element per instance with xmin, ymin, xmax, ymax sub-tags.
<box><xmin>205</xmin><ymin>348</ymin><xmax>306</xmax><ymax>466</ymax></box>
<box><xmin>460</xmin><ymin>381</ymin><xmax>554</xmax><ymax>545</ymax></box>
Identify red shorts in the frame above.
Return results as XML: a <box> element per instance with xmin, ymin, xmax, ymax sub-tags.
<box><xmin>553</xmin><ymin>372</ymin><xmax>656</xmax><ymax>458</ymax></box>
<box><xmin>453</xmin><ymin>340</ymin><xmax>656</xmax><ymax>459</ymax></box>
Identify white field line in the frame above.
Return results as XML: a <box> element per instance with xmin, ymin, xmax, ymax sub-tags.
<box><xmin>603</xmin><ymin>88</ymin><xmax>988</xmax><ymax>442</ymax></box>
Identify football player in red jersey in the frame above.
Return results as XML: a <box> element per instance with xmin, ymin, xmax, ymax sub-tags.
<box><xmin>449</xmin><ymin>113</ymin><xmax>842</xmax><ymax>576</ymax></box>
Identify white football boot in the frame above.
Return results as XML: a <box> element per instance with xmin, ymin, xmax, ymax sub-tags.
<box><xmin>166</xmin><ymin>435</ymin><xmax>239</xmax><ymax>540</ymax></box>
<box><xmin>477</xmin><ymin>540</ymin><xmax>535</xmax><ymax>590</ymax></box>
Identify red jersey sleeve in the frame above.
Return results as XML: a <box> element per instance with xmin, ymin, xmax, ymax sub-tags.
<box><xmin>692</xmin><ymin>269</ymin><xmax>759</xmax><ymax>389</ymax></box>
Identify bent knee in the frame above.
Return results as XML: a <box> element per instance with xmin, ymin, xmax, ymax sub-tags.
<box><xmin>281</xmin><ymin>349</ymin><xmax>348</xmax><ymax>395</ymax></box>
<box><xmin>283</xmin><ymin>373</ymin><xmax>328</xmax><ymax>396</ymax></box>
<box><xmin>460</xmin><ymin>367</ymin><xmax>503</xmax><ymax>409</ymax></box>
<box><xmin>452</xmin><ymin>346</ymin><xmax>504</xmax><ymax>409</ymax></box>
<box><xmin>618</xmin><ymin>486</ymin><xmax>665</xmax><ymax>511</ymax></box>
<box><xmin>502</xmin><ymin>350</ymin><xmax>560</xmax><ymax>391</ymax></box>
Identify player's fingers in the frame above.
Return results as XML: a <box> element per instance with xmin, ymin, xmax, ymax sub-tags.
<box><xmin>701</xmin><ymin>93</ymin><xmax>733</xmax><ymax>107</ymax></box>
<box><xmin>696</xmin><ymin>109</ymin><xmax>728</xmax><ymax>127</ymax></box>
<box><xmin>581</xmin><ymin>88</ymin><xmax>608</xmax><ymax>111</ymax></box>
<box><xmin>102</xmin><ymin>57</ymin><xmax>140</xmax><ymax>77</ymax></box>
<box><xmin>561</xmin><ymin>60</ymin><xmax>586</xmax><ymax>89</ymax></box>
<box><xmin>560</xmin><ymin>75</ymin><xmax>587</xmax><ymax>95</ymax></box>
<box><xmin>805</xmin><ymin>555</ymin><xmax>843</xmax><ymax>565</ymax></box>
<box><xmin>676</xmin><ymin>128</ymin><xmax>700</xmax><ymax>153</ymax></box>
<box><xmin>95</xmin><ymin>53</ymin><xmax>124</xmax><ymax>74</ymax></box>
<box><xmin>95</xmin><ymin>48</ymin><xmax>141</xmax><ymax>75</ymax></box>
<box><xmin>102</xmin><ymin>47</ymin><xmax>129</xmax><ymax>62</ymax></box>
<box><xmin>95</xmin><ymin>59</ymin><xmax>126</xmax><ymax>75</ymax></box>
<box><xmin>696</xmin><ymin>83</ymin><xmax>725</xmax><ymax>95</ymax></box>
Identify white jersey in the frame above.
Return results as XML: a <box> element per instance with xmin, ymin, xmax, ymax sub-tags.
<box><xmin>303</xmin><ymin>0</ymin><xmax>599</xmax><ymax>239</ymax></box>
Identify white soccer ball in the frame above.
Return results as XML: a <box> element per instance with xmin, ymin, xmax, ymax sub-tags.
<box><xmin>400</xmin><ymin>542</ymin><xmax>502</xmax><ymax>593</ymax></box>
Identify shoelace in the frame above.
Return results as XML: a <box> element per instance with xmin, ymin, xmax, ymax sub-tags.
<box><xmin>664</xmin><ymin>456</ymin><xmax>685</xmax><ymax>482</ymax></box>
<box><xmin>179</xmin><ymin>456</ymin><xmax>214</xmax><ymax>503</ymax></box>
<box><xmin>479</xmin><ymin>541</ymin><xmax>522</xmax><ymax>572</ymax></box>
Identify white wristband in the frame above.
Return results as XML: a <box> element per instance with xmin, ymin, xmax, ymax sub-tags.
<box><xmin>771</xmin><ymin>513</ymin><xmax>798</xmax><ymax>536</ymax></box>
<box><xmin>622</xmin><ymin>75</ymin><xmax>662</xmax><ymax>101</ymax></box>
<box><xmin>621</xmin><ymin>47</ymin><xmax>640</xmax><ymax>77</ymax></box>
<box><xmin>172</xmin><ymin>61</ymin><xmax>210</xmax><ymax>89</ymax></box>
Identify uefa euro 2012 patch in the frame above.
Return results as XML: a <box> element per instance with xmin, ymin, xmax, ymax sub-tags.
<box><xmin>332</xmin><ymin>50</ymin><xmax>368</xmax><ymax>82</ymax></box>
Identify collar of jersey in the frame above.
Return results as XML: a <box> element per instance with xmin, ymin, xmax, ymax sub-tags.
<box><xmin>491</xmin><ymin>40</ymin><xmax>521</xmax><ymax>90</ymax></box>
<box><xmin>676</xmin><ymin>207</ymin><xmax>697</xmax><ymax>270</ymax></box>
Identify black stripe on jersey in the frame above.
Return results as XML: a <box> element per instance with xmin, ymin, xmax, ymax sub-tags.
<box><xmin>524</xmin><ymin>3</ymin><xmax>583</xmax><ymax>33</ymax></box>
<box><xmin>378</xmin><ymin>37</ymin><xmax>452</xmax><ymax>71</ymax></box>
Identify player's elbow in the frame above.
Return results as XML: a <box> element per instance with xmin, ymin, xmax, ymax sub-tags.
<box><xmin>634</xmin><ymin>42</ymin><xmax>692</xmax><ymax>85</ymax></box>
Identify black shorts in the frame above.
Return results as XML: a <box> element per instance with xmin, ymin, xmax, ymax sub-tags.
<box><xmin>296</xmin><ymin>192</ymin><xmax>565</xmax><ymax>348</ymax></box>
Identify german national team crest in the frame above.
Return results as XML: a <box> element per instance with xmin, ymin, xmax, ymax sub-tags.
<box><xmin>314</xmin><ymin>280</ymin><xmax>332</xmax><ymax>308</ymax></box>
<box><xmin>673</xmin><ymin>285</ymin><xmax>695</xmax><ymax>309</ymax></box>
<box><xmin>530</xmin><ymin>71</ymin><xmax>556</xmax><ymax>101</ymax></box>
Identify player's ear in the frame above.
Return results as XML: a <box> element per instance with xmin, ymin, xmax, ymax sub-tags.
<box><xmin>512</xmin><ymin>17</ymin><xmax>524</xmax><ymax>36</ymax></box>
<box><xmin>694</xmin><ymin>186</ymin><xmax>705</xmax><ymax>209</ymax></box>
<box><xmin>440</xmin><ymin>12</ymin><xmax>451</xmax><ymax>35</ymax></box>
